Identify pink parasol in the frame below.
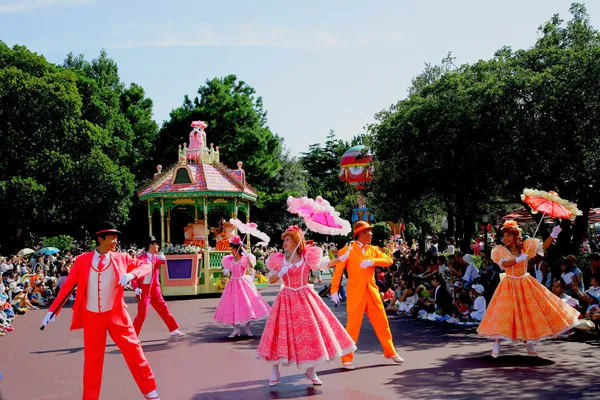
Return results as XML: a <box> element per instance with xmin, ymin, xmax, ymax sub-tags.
<box><xmin>229</xmin><ymin>218</ymin><xmax>270</xmax><ymax>243</ymax></box>
<box><xmin>287</xmin><ymin>196</ymin><xmax>351</xmax><ymax>236</ymax></box>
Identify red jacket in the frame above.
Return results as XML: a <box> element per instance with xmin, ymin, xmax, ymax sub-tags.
<box><xmin>50</xmin><ymin>251</ymin><xmax>151</xmax><ymax>330</ymax></box>
<box><xmin>131</xmin><ymin>252</ymin><xmax>164</xmax><ymax>293</ymax></box>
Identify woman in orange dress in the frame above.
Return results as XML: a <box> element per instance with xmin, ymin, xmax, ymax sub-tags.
<box><xmin>477</xmin><ymin>220</ymin><xmax>580</xmax><ymax>358</ymax></box>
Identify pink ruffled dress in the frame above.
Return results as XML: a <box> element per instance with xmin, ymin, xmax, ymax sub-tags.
<box><xmin>213</xmin><ymin>255</ymin><xmax>271</xmax><ymax>325</ymax></box>
<box><xmin>256</xmin><ymin>246</ymin><xmax>356</xmax><ymax>368</ymax></box>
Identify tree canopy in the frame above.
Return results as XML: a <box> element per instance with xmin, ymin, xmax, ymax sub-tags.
<box><xmin>369</xmin><ymin>3</ymin><xmax>600</xmax><ymax>253</ymax></box>
<box><xmin>0</xmin><ymin>44</ymin><xmax>156</xmax><ymax>250</ymax></box>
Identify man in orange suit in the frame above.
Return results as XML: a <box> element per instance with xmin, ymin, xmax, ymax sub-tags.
<box><xmin>330</xmin><ymin>221</ymin><xmax>404</xmax><ymax>369</ymax></box>
<box><xmin>41</xmin><ymin>222</ymin><xmax>160</xmax><ymax>400</ymax></box>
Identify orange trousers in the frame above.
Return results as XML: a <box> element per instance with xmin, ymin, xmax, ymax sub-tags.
<box><xmin>83</xmin><ymin>310</ymin><xmax>156</xmax><ymax>400</ymax></box>
<box><xmin>341</xmin><ymin>292</ymin><xmax>397</xmax><ymax>363</ymax></box>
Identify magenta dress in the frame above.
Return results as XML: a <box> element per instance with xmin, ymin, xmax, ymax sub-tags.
<box><xmin>256</xmin><ymin>246</ymin><xmax>356</xmax><ymax>368</ymax></box>
<box><xmin>213</xmin><ymin>255</ymin><xmax>271</xmax><ymax>325</ymax></box>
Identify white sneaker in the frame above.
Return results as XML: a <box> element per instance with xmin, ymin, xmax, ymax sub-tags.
<box><xmin>169</xmin><ymin>330</ymin><xmax>186</xmax><ymax>337</ymax></box>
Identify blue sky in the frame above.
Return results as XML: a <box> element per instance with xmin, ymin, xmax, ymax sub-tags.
<box><xmin>2</xmin><ymin>1</ymin><xmax>600</xmax><ymax>156</ymax></box>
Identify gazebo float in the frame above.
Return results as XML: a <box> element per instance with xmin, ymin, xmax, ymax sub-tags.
<box><xmin>138</xmin><ymin>121</ymin><xmax>257</xmax><ymax>296</ymax></box>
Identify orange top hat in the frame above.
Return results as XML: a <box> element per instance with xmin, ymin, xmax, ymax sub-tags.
<box><xmin>353</xmin><ymin>221</ymin><xmax>373</xmax><ymax>237</ymax></box>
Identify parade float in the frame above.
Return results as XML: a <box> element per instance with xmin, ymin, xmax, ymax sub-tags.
<box><xmin>138</xmin><ymin>121</ymin><xmax>258</xmax><ymax>296</ymax></box>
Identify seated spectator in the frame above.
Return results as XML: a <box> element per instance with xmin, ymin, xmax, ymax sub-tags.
<box><xmin>561</xmin><ymin>257</ymin><xmax>584</xmax><ymax>297</ymax></box>
<box><xmin>552</xmin><ymin>278</ymin><xmax>580</xmax><ymax>309</ymax></box>
<box><xmin>445</xmin><ymin>238</ymin><xmax>456</xmax><ymax>256</ymax></box>
<box><xmin>11</xmin><ymin>286</ymin><xmax>37</xmax><ymax>311</ymax></box>
<box><xmin>462</xmin><ymin>254</ymin><xmax>480</xmax><ymax>288</ymax></box>
<box><xmin>469</xmin><ymin>284</ymin><xmax>487</xmax><ymax>321</ymax></box>
<box><xmin>454</xmin><ymin>287</ymin><xmax>472</xmax><ymax>320</ymax></box>
<box><xmin>571</xmin><ymin>270</ymin><xmax>600</xmax><ymax>314</ymax></box>
<box><xmin>431</xmin><ymin>273</ymin><xmax>453</xmax><ymax>316</ymax></box>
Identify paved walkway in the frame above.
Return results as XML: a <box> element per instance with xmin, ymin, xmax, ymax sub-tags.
<box><xmin>1</xmin><ymin>281</ymin><xmax>599</xmax><ymax>399</ymax></box>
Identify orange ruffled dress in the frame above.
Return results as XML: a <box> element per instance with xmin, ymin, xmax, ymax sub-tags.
<box><xmin>477</xmin><ymin>238</ymin><xmax>580</xmax><ymax>342</ymax></box>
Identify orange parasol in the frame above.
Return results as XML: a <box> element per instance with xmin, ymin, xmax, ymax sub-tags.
<box><xmin>521</xmin><ymin>189</ymin><xmax>582</xmax><ymax>237</ymax></box>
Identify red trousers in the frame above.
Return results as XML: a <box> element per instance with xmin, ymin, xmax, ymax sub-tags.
<box><xmin>83</xmin><ymin>310</ymin><xmax>156</xmax><ymax>400</ymax></box>
<box><xmin>133</xmin><ymin>284</ymin><xmax>179</xmax><ymax>335</ymax></box>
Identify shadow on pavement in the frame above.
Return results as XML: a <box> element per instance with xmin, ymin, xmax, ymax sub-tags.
<box><xmin>385</xmin><ymin>350</ymin><xmax>600</xmax><ymax>400</ymax></box>
<box><xmin>193</xmin><ymin>383</ymin><xmax>323</xmax><ymax>400</ymax></box>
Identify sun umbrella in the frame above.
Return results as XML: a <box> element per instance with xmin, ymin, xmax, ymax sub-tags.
<box><xmin>228</xmin><ymin>218</ymin><xmax>270</xmax><ymax>259</ymax></box>
<box><xmin>284</xmin><ymin>196</ymin><xmax>351</xmax><ymax>261</ymax></box>
<box><xmin>17</xmin><ymin>248</ymin><xmax>35</xmax><ymax>257</ymax></box>
<box><xmin>521</xmin><ymin>188</ymin><xmax>582</xmax><ymax>237</ymax></box>
<box><xmin>287</xmin><ymin>196</ymin><xmax>351</xmax><ymax>236</ymax></box>
<box><xmin>36</xmin><ymin>247</ymin><xmax>60</xmax><ymax>255</ymax></box>
<box><xmin>229</xmin><ymin>219</ymin><xmax>270</xmax><ymax>243</ymax></box>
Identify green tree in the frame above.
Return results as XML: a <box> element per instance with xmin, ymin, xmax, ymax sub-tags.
<box><xmin>0</xmin><ymin>43</ymin><xmax>152</xmax><ymax>251</ymax></box>
<box><xmin>368</xmin><ymin>3</ymin><xmax>600</xmax><ymax>254</ymax></box>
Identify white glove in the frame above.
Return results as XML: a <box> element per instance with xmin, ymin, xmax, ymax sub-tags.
<box><xmin>134</xmin><ymin>288</ymin><xmax>142</xmax><ymax>296</ymax></box>
<box><xmin>119</xmin><ymin>273</ymin><xmax>136</xmax><ymax>287</ymax></box>
<box><xmin>515</xmin><ymin>254</ymin><xmax>528</xmax><ymax>263</ymax></box>
<box><xmin>222</xmin><ymin>268</ymin><xmax>230</xmax><ymax>276</ymax></box>
<box><xmin>338</xmin><ymin>243</ymin><xmax>354</xmax><ymax>262</ymax></box>
<box><xmin>331</xmin><ymin>292</ymin><xmax>340</xmax><ymax>304</ymax></box>
<box><xmin>157</xmin><ymin>252</ymin><xmax>167</xmax><ymax>262</ymax></box>
<box><xmin>550</xmin><ymin>225</ymin><xmax>562</xmax><ymax>239</ymax></box>
<box><xmin>360</xmin><ymin>259</ymin><xmax>374</xmax><ymax>269</ymax></box>
<box><xmin>278</xmin><ymin>264</ymin><xmax>291</xmax><ymax>278</ymax></box>
<box><xmin>41</xmin><ymin>311</ymin><xmax>56</xmax><ymax>327</ymax></box>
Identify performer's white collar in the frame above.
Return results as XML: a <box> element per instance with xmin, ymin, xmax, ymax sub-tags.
<box><xmin>284</xmin><ymin>257</ymin><xmax>304</xmax><ymax>268</ymax></box>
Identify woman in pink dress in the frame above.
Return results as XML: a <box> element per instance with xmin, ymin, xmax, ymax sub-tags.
<box><xmin>256</xmin><ymin>226</ymin><xmax>356</xmax><ymax>387</ymax></box>
<box><xmin>213</xmin><ymin>236</ymin><xmax>271</xmax><ymax>338</ymax></box>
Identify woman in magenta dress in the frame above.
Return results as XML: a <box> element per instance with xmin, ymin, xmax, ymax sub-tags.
<box><xmin>256</xmin><ymin>226</ymin><xmax>356</xmax><ymax>387</ymax></box>
<box><xmin>213</xmin><ymin>236</ymin><xmax>271</xmax><ymax>338</ymax></box>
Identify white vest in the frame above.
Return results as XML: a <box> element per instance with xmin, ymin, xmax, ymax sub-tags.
<box><xmin>142</xmin><ymin>253</ymin><xmax>154</xmax><ymax>284</ymax></box>
<box><xmin>86</xmin><ymin>252</ymin><xmax>118</xmax><ymax>313</ymax></box>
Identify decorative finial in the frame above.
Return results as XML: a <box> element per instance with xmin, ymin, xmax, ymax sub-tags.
<box><xmin>156</xmin><ymin>165</ymin><xmax>162</xmax><ymax>173</ymax></box>
<box><xmin>210</xmin><ymin>143</ymin><xmax>214</xmax><ymax>149</ymax></box>
<box><xmin>237</xmin><ymin>161</ymin><xmax>243</xmax><ymax>169</ymax></box>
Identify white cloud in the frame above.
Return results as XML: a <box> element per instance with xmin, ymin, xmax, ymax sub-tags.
<box><xmin>0</xmin><ymin>0</ymin><xmax>93</xmax><ymax>15</ymax></box>
<box><xmin>108</xmin><ymin>23</ymin><xmax>405</xmax><ymax>50</ymax></box>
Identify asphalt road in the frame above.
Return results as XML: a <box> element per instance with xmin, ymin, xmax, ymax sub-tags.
<box><xmin>1</xmin><ymin>280</ymin><xmax>599</xmax><ymax>400</ymax></box>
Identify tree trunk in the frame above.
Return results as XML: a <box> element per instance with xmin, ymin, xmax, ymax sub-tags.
<box><xmin>570</xmin><ymin>189</ymin><xmax>591</xmax><ymax>255</ymax></box>
<box><xmin>460</xmin><ymin>214</ymin><xmax>475</xmax><ymax>253</ymax></box>
<box><xmin>447</xmin><ymin>208</ymin><xmax>455</xmax><ymax>237</ymax></box>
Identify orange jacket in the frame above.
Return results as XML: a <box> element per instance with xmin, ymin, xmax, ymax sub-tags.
<box><xmin>330</xmin><ymin>243</ymin><xmax>393</xmax><ymax>313</ymax></box>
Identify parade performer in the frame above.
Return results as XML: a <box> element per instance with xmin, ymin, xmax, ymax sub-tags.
<box><xmin>256</xmin><ymin>226</ymin><xmax>356</xmax><ymax>387</ymax></box>
<box><xmin>330</xmin><ymin>221</ymin><xmax>404</xmax><ymax>369</ymax></box>
<box><xmin>478</xmin><ymin>220</ymin><xmax>580</xmax><ymax>357</ymax></box>
<box><xmin>41</xmin><ymin>222</ymin><xmax>160</xmax><ymax>400</ymax></box>
<box><xmin>132</xmin><ymin>236</ymin><xmax>185</xmax><ymax>339</ymax></box>
<box><xmin>213</xmin><ymin>235</ymin><xmax>270</xmax><ymax>337</ymax></box>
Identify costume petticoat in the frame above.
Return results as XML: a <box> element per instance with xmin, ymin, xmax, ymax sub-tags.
<box><xmin>477</xmin><ymin>238</ymin><xmax>580</xmax><ymax>342</ymax></box>
<box><xmin>256</xmin><ymin>246</ymin><xmax>356</xmax><ymax>368</ymax></box>
<box><xmin>213</xmin><ymin>255</ymin><xmax>270</xmax><ymax>325</ymax></box>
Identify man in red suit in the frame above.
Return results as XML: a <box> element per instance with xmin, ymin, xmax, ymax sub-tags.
<box><xmin>132</xmin><ymin>236</ymin><xmax>185</xmax><ymax>338</ymax></box>
<box><xmin>41</xmin><ymin>222</ymin><xmax>160</xmax><ymax>400</ymax></box>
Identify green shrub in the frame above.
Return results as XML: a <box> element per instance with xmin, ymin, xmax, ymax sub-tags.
<box><xmin>40</xmin><ymin>235</ymin><xmax>74</xmax><ymax>252</ymax></box>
